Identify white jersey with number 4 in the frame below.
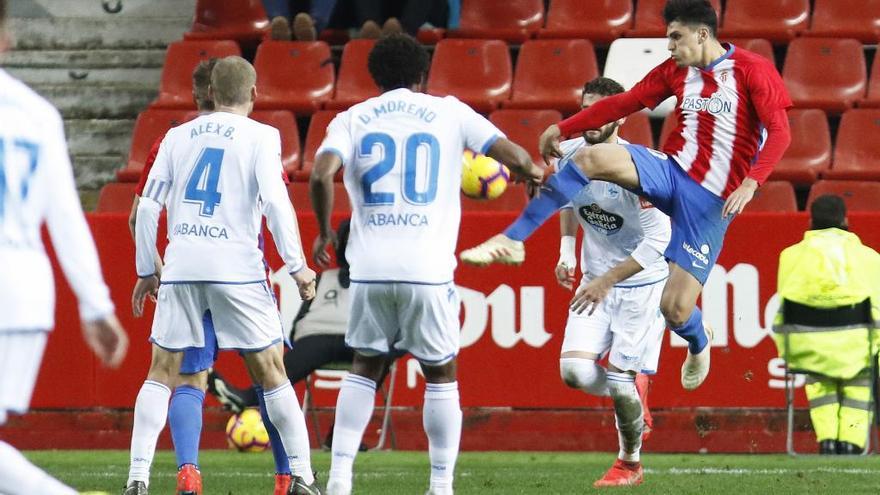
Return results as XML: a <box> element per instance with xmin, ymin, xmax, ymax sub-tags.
<box><xmin>318</xmin><ymin>88</ymin><xmax>504</xmax><ymax>284</ymax></box>
<box><xmin>137</xmin><ymin>112</ymin><xmax>305</xmax><ymax>283</ymax></box>
<box><xmin>559</xmin><ymin>137</ymin><xmax>671</xmax><ymax>287</ymax></box>
<box><xmin>0</xmin><ymin>69</ymin><xmax>114</xmax><ymax>332</ymax></box>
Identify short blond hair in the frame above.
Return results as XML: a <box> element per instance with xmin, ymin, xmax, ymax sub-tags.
<box><xmin>210</xmin><ymin>56</ymin><xmax>256</xmax><ymax>107</ymax></box>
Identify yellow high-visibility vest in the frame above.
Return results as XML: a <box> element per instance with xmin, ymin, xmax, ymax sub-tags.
<box><xmin>772</xmin><ymin>228</ymin><xmax>880</xmax><ymax>379</ymax></box>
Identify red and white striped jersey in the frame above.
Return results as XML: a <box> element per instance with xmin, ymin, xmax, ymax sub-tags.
<box><xmin>631</xmin><ymin>44</ymin><xmax>791</xmax><ymax>198</ymax></box>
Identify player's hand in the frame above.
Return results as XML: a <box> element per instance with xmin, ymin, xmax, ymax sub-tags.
<box><xmin>81</xmin><ymin>314</ymin><xmax>128</xmax><ymax>368</ymax></box>
<box><xmin>132</xmin><ymin>275</ymin><xmax>159</xmax><ymax>318</ymax></box>
<box><xmin>539</xmin><ymin>124</ymin><xmax>563</xmax><ymax>164</ymax></box>
<box><xmin>570</xmin><ymin>277</ymin><xmax>612</xmax><ymax>315</ymax></box>
<box><xmin>312</xmin><ymin>232</ymin><xmax>337</xmax><ymax>268</ymax></box>
<box><xmin>555</xmin><ymin>262</ymin><xmax>577</xmax><ymax>290</ymax></box>
<box><xmin>153</xmin><ymin>254</ymin><xmax>164</xmax><ymax>279</ymax></box>
<box><xmin>292</xmin><ymin>266</ymin><xmax>317</xmax><ymax>301</ymax></box>
<box><xmin>722</xmin><ymin>178</ymin><xmax>758</xmax><ymax>218</ymax></box>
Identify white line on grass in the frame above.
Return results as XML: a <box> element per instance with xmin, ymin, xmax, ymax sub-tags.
<box><xmin>647</xmin><ymin>467</ymin><xmax>880</xmax><ymax>475</ymax></box>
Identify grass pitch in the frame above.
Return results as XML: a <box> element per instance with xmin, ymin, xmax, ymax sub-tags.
<box><xmin>26</xmin><ymin>449</ymin><xmax>880</xmax><ymax>494</ymax></box>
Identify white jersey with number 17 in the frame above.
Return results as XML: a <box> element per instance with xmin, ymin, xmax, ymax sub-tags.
<box><xmin>136</xmin><ymin>112</ymin><xmax>305</xmax><ymax>283</ymax></box>
<box><xmin>318</xmin><ymin>88</ymin><xmax>504</xmax><ymax>284</ymax></box>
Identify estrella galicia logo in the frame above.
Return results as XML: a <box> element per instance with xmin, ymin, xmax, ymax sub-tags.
<box><xmin>578</xmin><ymin>203</ymin><xmax>624</xmax><ymax>235</ymax></box>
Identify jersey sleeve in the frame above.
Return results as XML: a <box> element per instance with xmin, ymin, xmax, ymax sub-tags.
<box><xmin>630</xmin><ymin>201</ymin><xmax>672</xmax><ymax>270</ymax></box>
<box><xmin>134</xmin><ymin>135</ymin><xmax>164</xmax><ymax>196</ymax></box>
<box><xmin>316</xmin><ymin>111</ymin><xmax>354</xmax><ymax>165</ymax></box>
<box><xmin>135</xmin><ymin>134</ymin><xmax>173</xmax><ymax>277</ymax></box>
<box><xmin>629</xmin><ymin>59</ymin><xmax>677</xmax><ymax>110</ymax></box>
<box><xmin>746</xmin><ymin>58</ymin><xmax>793</xmax><ymax>122</ymax></box>
<box><xmin>452</xmin><ymin>97</ymin><xmax>505</xmax><ymax>154</ymax></box>
<box><xmin>256</xmin><ymin>128</ymin><xmax>306</xmax><ymax>274</ymax></box>
<box><xmin>43</xmin><ymin>110</ymin><xmax>115</xmax><ymax>321</ymax></box>
<box><xmin>556</xmin><ymin>138</ymin><xmax>584</xmax><ymax>209</ymax></box>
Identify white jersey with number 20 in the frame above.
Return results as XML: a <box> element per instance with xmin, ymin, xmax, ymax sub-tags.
<box><xmin>318</xmin><ymin>88</ymin><xmax>504</xmax><ymax>284</ymax></box>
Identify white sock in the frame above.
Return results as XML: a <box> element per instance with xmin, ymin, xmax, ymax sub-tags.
<box><xmin>606</xmin><ymin>371</ymin><xmax>643</xmax><ymax>463</ymax></box>
<box><xmin>0</xmin><ymin>441</ymin><xmax>77</xmax><ymax>495</ymax></box>
<box><xmin>328</xmin><ymin>374</ymin><xmax>376</xmax><ymax>489</ymax></box>
<box><xmin>423</xmin><ymin>382</ymin><xmax>462</xmax><ymax>493</ymax></box>
<box><xmin>262</xmin><ymin>382</ymin><xmax>314</xmax><ymax>485</ymax></box>
<box><xmin>559</xmin><ymin>358</ymin><xmax>609</xmax><ymax>396</ymax></box>
<box><xmin>127</xmin><ymin>380</ymin><xmax>171</xmax><ymax>487</ymax></box>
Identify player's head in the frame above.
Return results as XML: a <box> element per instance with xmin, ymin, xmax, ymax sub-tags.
<box><xmin>663</xmin><ymin>0</ymin><xmax>719</xmax><ymax>67</ymax></box>
<box><xmin>810</xmin><ymin>195</ymin><xmax>848</xmax><ymax>230</ymax></box>
<box><xmin>581</xmin><ymin>77</ymin><xmax>626</xmax><ymax>145</ymax></box>
<box><xmin>367</xmin><ymin>33</ymin><xmax>429</xmax><ymax>93</ymax></box>
<box><xmin>192</xmin><ymin>58</ymin><xmax>217</xmax><ymax>112</ymax></box>
<box><xmin>209</xmin><ymin>56</ymin><xmax>257</xmax><ymax>112</ymax></box>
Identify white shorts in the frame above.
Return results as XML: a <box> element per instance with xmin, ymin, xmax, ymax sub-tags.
<box><xmin>560</xmin><ymin>280</ymin><xmax>666</xmax><ymax>374</ymax></box>
<box><xmin>347</xmin><ymin>282</ymin><xmax>460</xmax><ymax>365</ymax></box>
<box><xmin>0</xmin><ymin>331</ymin><xmax>48</xmax><ymax>425</ymax></box>
<box><xmin>151</xmin><ymin>281</ymin><xmax>284</xmax><ymax>351</ymax></box>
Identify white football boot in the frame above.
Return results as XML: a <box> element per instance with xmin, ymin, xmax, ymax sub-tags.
<box><xmin>459</xmin><ymin>234</ymin><xmax>525</xmax><ymax>266</ymax></box>
<box><xmin>681</xmin><ymin>324</ymin><xmax>713</xmax><ymax>390</ymax></box>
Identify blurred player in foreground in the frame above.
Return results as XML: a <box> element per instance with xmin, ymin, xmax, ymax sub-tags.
<box><xmin>127</xmin><ymin>56</ymin><xmax>320</xmax><ymax>495</ymax></box>
<box><xmin>0</xmin><ymin>1</ymin><xmax>129</xmax><ymax>493</ymax></box>
<box><xmin>310</xmin><ymin>34</ymin><xmax>543</xmax><ymax>495</ymax></box>
<box><xmin>554</xmin><ymin>78</ymin><xmax>670</xmax><ymax>487</ymax></box>
<box><xmin>461</xmin><ymin>0</ymin><xmax>791</xmax><ymax>392</ymax></box>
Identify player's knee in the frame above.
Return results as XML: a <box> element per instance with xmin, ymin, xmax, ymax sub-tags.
<box><xmin>559</xmin><ymin>358</ymin><xmax>604</xmax><ymax>394</ymax></box>
<box><xmin>177</xmin><ymin>371</ymin><xmax>208</xmax><ymax>392</ymax></box>
<box><xmin>571</xmin><ymin>147</ymin><xmax>600</xmax><ymax>177</ymax></box>
<box><xmin>660</xmin><ymin>298</ymin><xmax>690</xmax><ymax>328</ymax></box>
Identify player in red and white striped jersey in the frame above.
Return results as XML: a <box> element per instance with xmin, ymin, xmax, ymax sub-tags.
<box><xmin>461</xmin><ymin>0</ymin><xmax>792</xmax><ymax>402</ymax></box>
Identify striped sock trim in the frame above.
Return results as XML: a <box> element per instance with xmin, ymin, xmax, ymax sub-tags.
<box><xmin>144</xmin><ymin>380</ymin><xmax>171</xmax><ymax>394</ymax></box>
<box><xmin>263</xmin><ymin>381</ymin><xmax>293</xmax><ymax>399</ymax></box>
<box><xmin>344</xmin><ymin>374</ymin><xmax>377</xmax><ymax>392</ymax></box>
<box><xmin>606</xmin><ymin>372</ymin><xmax>635</xmax><ymax>383</ymax></box>
<box><xmin>425</xmin><ymin>381</ymin><xmax>459</xmax><ymax>400</ymax></box>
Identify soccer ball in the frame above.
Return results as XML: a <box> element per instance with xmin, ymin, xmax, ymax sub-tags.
<box><xmin>461</xmin><ymin>150</ymin><xmax>510</xmax><ymax>200</ymax></box>
<box><xmin>225</xmin><ymin>408</ymin><xmax>270</xmax><ymax>452</ymax></box>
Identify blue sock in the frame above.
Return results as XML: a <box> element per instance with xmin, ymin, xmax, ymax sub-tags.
<box><xmin>671</xmin><ymin>306</ymin><xmax>709</xmax><ymax>354</ymax></box>
<box><xmin>256</xmin><ymin>385</ymin><xmax>291</xmax><ymax>475</ymax></box>
<box><xmin>504</xmin><ymin>160</ymin><xmax>590</xmax><ymax>241</ymax></box>
<box><xmin>169</xmin><ymin>385</ymin><xmax>205</xmax><ymax>469</ymax></box>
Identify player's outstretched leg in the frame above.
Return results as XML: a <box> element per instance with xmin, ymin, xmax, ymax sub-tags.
<box><xmin>594</xmin><ymin>371</ymin><xmax>644</xmax><ymax>488</ymax></box>
<box><xmin>460</xmin><ymin>161</ymin><xmax>589</xmax><ymax>266</ymax></box>
<box><xmin>661</xmin><ymin>265</ymin><xmax>713</xmax><ymax>390</ymax></box>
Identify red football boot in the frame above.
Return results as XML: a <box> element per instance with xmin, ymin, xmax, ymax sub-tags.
<box><xmin>593</xmin><ymin>459</ymin><xmax>643</xmax><ymax>487</ymax></box>
<box><xmin>635</xmin><ymin>373</ymin><xmax>653</xmax><ymax>441</ymax></box>
<box><xmin>176</xmin><ymin>463</ymin><xmax>203</xmax><ymax>495</ymax></box>
<box><xmin>274</xmin><ymin>473</ymin><xmax>293</xmax><ymax>495</ymax></box>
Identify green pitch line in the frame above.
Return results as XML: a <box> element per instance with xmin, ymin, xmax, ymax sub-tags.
<box><xmin>24</xmin><ymin>450</ymin><xmax>880</xmax><ymax>494</ymax></box>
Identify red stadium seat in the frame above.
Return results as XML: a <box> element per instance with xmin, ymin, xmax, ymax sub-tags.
<box><xmin>254</xmin><ymin>41</ymin><xmax>335</xmax><ymax>115</ymax></box>
<box><xmin>117</xmin><ymin>109</ymin><xmax>199</xmax><ymax>182</ymax></box>
<box><xmin>417</xmin><ymin>27</ymin><xmax>446</xmax><ymax>45</ymax></box>
<box><xmin>427</xmin><ymin>39</ymin><xmax>513</xmax><ymax>114</ymax></box>
<box><xmin>618</xmin><ymin>111</ymin><xmax>653</xmax><ymax>148</ymax></box>
<box><xmin>184</xmin><ymin>0</ymin><xmax>269</xmax><ymax>44</ymax></box>
<box><xmin>288</xmin><ymin>182</ymin><xmax>350</xmax><ymax>213</ymax></box>
<box><xmin>725</xmin><ymin>38</ymin><xmax>775</xmax><ymax>65</ymax></box>
<box><xmin>807</xmin><ymin>180</ymin><xmax>880</xmax><ymax>212</ymax></box>
<box><xmin>327</xmin><ymin>39</ymin><xmax>380</xmax><ymax>111</ymax></box>
<box><xmin>744</xmin><ymin>181</ymin><xmax>797</xmax><ymax>212</ymax></box>
<box><xmin>630</xmin><ymin>0</ymin><xmax>720</xmax><ymax>37</ymax></box>
<box><xmin>299</xmin><ymin>110</ymin><xmax>341</xmax><ymax>181</ymax></box>
<box><xmin>151</xmin><ymin>40</ymin><xmax>241</xmax><ymax>110</ymax></box>
<box><xmin>861</xmin><ymin>50</ymin><xmax>880</xmax><ymax>108</ymax></box>
<box><xmin>96</xmin><ymin>182</ymin><xmax>138</xmax><ymax>212</ymax></box>
<box><xmin>505</xmin><ymin>40</ymin><xmax>598</xmax><ymax>114</ymax></box>
<box><xmin>823</xmin><ymin>109</ymin><xmax>880</xmax><ymax>181</ymax></box>
<box><xmin>808</xmin><ymin>0</ymin><xmax>880</xmax><ymax>43</ymax></box>
<box><xmin>720</xmin><ymin>0</ymin><xmax>809</xmax><ymax>43</ymax></box>
<box><xmin>452</xmin><ymin>0</ymin><xmax>544</xmax><ymax>43</ymax></box>
<box><xmin>769</xmin><ymin>109</ymin><xmax>831</xmax><ymax>186</ymax></box>
<box><xmin>489</xmin><ymin>109</ymin><xmax>563</xmax><ymax>163</ymax></box>
<box><xmin>538</xmin><ymin>0</ymin><xmax>633</xmax><ymax>44</ymax></box>
<box><xmin>250</xmin><ymin>110</ymin><xmax>301</xmax><ymax>177</ymax></box>
<box><xmin>461</xmin><ymin>184</ymin><xmax>528</xmax><ymax>211</ymax></box>
<box><xmin>658</xmin><ymin>112</ymin><xmax>677</xmax><ymax>150</ymax></box>
<box><xmin>783</xmin><ymin>38</ymin><xmax>866</xmax><ymax>113</ymax></box>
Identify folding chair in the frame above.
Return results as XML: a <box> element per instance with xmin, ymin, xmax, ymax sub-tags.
<box><xmin>774</xmin><ymin>298</ymin><xmax>878</xmax><ymax>455</ymax></box>
<box><xmin>300</xmin><ymin>361</ymin><xmax>398</xmax><ymax>451</ymax></box>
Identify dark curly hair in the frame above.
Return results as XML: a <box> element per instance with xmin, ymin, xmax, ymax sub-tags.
<box><xmin>583</xmin><ymin>77</ymin><xmax>625</xmax><ymax>98</ymax></box>
<box><xmin>368</xmin><ymin>33</ymin><xmax>430</xmax><ymax>92</ymax></box>
<box><xmin>663</xmin><ymin>0</ymin><xmax>718</xmax><ymax>37</ymax></box>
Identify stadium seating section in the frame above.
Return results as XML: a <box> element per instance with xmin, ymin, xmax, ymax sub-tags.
<box><xmin>96</xmin><ymin>182</ymin><xmax>138</xmax><ymax>212</ymax></box>
<box><xmin>807</xmin><ymin>181</ymin><xmax>880</xmax><ymax>212</ymax></box>
<box><xmin>116</xmin><ymin>0</ymin><xmax>880</xmax><ymax>212</ymax></box>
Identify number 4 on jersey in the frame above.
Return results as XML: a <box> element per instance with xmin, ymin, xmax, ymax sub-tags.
<box><xmin>184</xmin><ymin>147</ymin><xmax>224</xmax><ymax>217</ymax></box>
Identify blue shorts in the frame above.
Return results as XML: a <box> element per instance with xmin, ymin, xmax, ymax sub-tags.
<box><xmin>625</xmin><ymin>144</ymin><xmax>732</xmax><ymax>285</ymax></box>
<box><xmin>179</xmin><ymin>310</ymin><xmax>219</xmax><ymax>374</ymax></box>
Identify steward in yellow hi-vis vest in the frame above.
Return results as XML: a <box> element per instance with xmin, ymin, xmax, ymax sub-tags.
<box><xmin>772</xmin><ymin>195</ymin><xmax>880</xmax><ymax>455</ymax></box>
